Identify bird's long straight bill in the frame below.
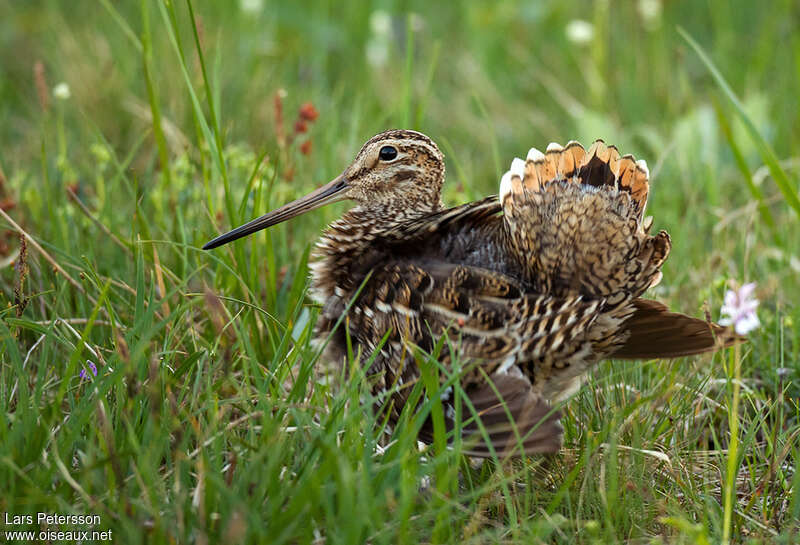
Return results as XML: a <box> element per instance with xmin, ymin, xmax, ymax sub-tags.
<box><xmin>203</xmin><ymin>174</ymin><xmax>348</xmax><ymax>250</ymax></box>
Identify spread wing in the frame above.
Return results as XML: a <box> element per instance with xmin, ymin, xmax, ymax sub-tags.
<box><xmin>334</xmin><ymin>260</ymin><xmax>605</xmax><ymax>456</ymax></box>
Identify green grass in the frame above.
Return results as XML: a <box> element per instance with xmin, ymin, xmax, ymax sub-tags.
<box><xmin>1</xmin><ymin>0</ymin><xmax>799</xmax><ymax>543</ymax></box>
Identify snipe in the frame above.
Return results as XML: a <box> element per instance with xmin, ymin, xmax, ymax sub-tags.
<box><xmin>204</xmin><ymin>129</ymin><xmax>738</xmax><ymax>457</ymax></box>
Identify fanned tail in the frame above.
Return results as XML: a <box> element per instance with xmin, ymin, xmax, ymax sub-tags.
<box><xmin>499</xmin><ymin>139</ymin><xmax>651</xmax><ymax>222</ymax></box>
<box><xmin>499</xmin><ymin>139</ymin><xmax>669</xmax><ymax>302</ymax></box>
<box><xmin>614</xmin><ymin>298</ymin><xmax>744</xmax><ymax>359</ymax></box>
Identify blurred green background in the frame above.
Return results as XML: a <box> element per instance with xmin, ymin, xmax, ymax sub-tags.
<box><xmin>0</xmin><ymin>1</ymin><xmax>798</xmax><ymax>543</ymax></box>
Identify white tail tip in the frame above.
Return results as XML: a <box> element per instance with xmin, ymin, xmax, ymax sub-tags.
<box><xmin>499</xmin><ymin>171</ymin><xmax>513</xmax><ymax>201</ymax></box>
<box><xmin>546</xmin><ymin>142</ymin><xmax>563</xmax><ymax>152</ymax></box>
<box><xmin>526</xmin><ymin>147</ymin><xmax>545</xmax><ymax>161</ymax></box>
<box><xmin>510</xmin><ymin>157</ymin><xmax>526</xmax><ymax>178</ymax></box>
<box><xmin>636</xmin><ymin>159</ymin><xmax>650</xmax><ymax>178</ymax></box>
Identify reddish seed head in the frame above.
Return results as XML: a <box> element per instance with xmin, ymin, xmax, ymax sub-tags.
<box><xmin>299</xmin><ymin>140</ymin><xmax>312</xmax><ymax>155</ymax></box>
<box><xmin>33</xmin><ymin>61</ymin><xmax>49</xmax><ymax>112</ymax></box>
<box><xmin>274</xmin><ymin>89</ymin><xmax>286</xmax><ymax>145</ymax></box>
<box><xmin>294</xmin><ymin>120</ymin><xmax>307</xmax><ymax>134</ymax></box>
<box><xmin>0</xmin><ymin>198</ymin><xmax>16</xmax><ymax>212</ymax></box>
<box><xmin>298</xmin><ymin>102</ymin><xmax>319</xmax><ymax>122</ymax></box>
<box><xmin>194</xmin><ymin>15</ymin><xmax>206</xmax><ymax>50</ymax></box>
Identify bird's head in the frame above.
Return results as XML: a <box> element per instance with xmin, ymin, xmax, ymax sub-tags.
<box><xmin>203</xmin><ymin>129</ymin><xmax>445</xmax><ymax>250</ymax></box>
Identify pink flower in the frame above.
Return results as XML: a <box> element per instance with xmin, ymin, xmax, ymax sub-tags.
<box><xmin>80</xmin><ymin>360</ymin><xmax>98</xmax><ymax>380</ymax></box>
<box><xmin>719</xmin><ymin>282</ymin><xmax>759</xmax><ymax>335</ymax></box>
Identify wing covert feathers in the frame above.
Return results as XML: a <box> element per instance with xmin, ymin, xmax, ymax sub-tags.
<box><xmin>342</xmin><ymin>261</ymin><xmax>596</xmax><ymax>458</ymax></box>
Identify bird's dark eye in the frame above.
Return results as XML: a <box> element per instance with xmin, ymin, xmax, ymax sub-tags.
<box><xmin>379</xmin><ymin>146</ymin><xmax>398</xmax><ymax>161</ymax></box>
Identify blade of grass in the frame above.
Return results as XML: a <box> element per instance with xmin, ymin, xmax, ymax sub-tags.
<box><xmin>53</xmin><ymin>280</ymin><xmax>112</xmax><ymax>410</ymax></box>
<box><xmin>402</xmin><ymin>14</ymin><xmax>415</xmax><ymax>128</ymax></box>
<box><xmin>722</xmin><ymin>343</ymin><xmax>743</xmax><ymax>544</ymax></box>
<box><xmin>156</xmin><ymin>0</ymin><xmax>234</xmax><ymax>222</ymax></box>
<box><xmin>414</xmin><ymin>41</ymin><xmax>441</xmax><ymax>128</ymax></box>
<box><xmin>712</xmin><ymin>98</ymin><xmax>781</xmax><ymax>246</ymax></box>
<box><xmin>140</xmin><ymin>0</ymin><xmax>172</xmax><ymax>188</ymax></box>
<box><xmin>99</xmin><ymin>0</ymin><xmax>143</xmax><ymax>53</ymax></box>
<box><xmin>679</xmin><ymin>26</ymin><xmax>800</xmax><ymax>220</ymax></box>
<box><xmin>183</xmin><ymin>0</ymin><xmax>234</xmax><ymax>221</ymax></box>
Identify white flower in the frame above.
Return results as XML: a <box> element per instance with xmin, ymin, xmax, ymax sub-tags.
<box><xmin>408</xmin><ymin>13</ymin><xmax>425</xmax><ymax>33</ymax></box>
<box><xmin>366</xmin><ymin>40</ymin><xmax>389</xmax><ymax>68</ymax></box>
<box><xmin>565</xmin><ymin>19</ymin><xmax>594</xmax><ymax>45</ymax></box>
<box><xmin>370</xmin><ymin>10</ymin><xmax>391</xmax><ymax>36</ymax></box>
<box><xmin>637</xmin><ymin>0</ymin><xmax>662</xmax><ymax>30</ymax></box>
<box><xmin>719</xmin><ymin>282</ymin><xmax>760</xmax><ymax>335</ymax></box>
<box><xmin>53</xmin><ymin>82</ymin><xmax>71</xmax><ymax>100</ymax></box>
<box><xmin>239</xmin><ymin>0</ymin><xmax>263</xmax><ymax>14</ymax></box>
<box><xmin>366</xmin><ymin>10</ymin><xmax>391</xmax><ymax>68</ymax></box>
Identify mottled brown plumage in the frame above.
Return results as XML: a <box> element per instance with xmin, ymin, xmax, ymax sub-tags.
<box><xmin>204</xmin><ymin>129</ymin><xmax>739</xmax><ymax>458</ymax></box>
